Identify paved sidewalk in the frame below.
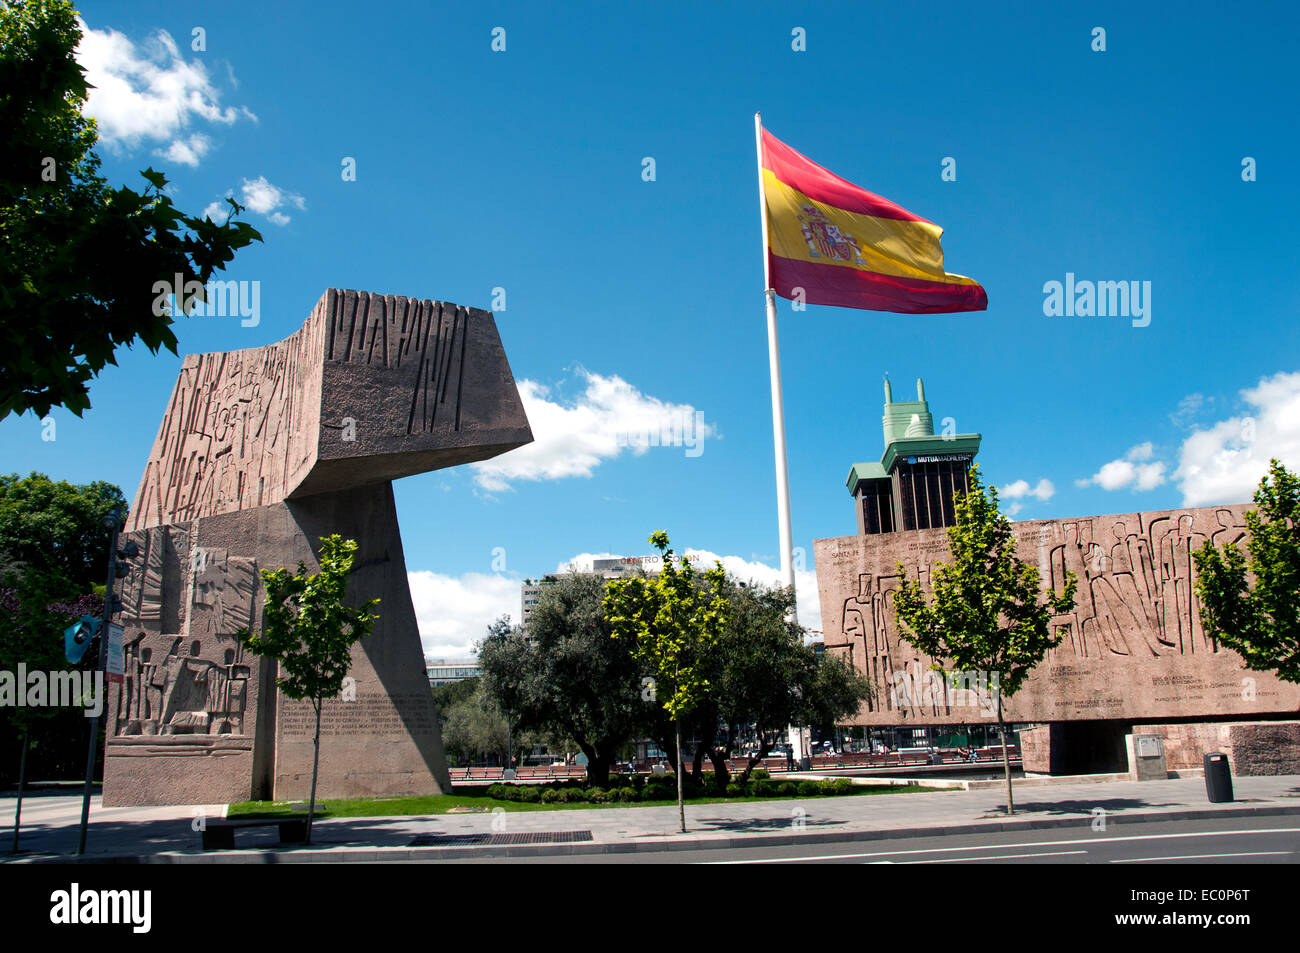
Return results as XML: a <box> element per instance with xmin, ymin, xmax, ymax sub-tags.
<box><xmin>4</xmin><ymin>774</ymin><xmax>1300</xmax><ymax>862</ymax></box>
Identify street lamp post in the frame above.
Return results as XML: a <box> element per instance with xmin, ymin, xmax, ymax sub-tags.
<box><xmin>76</xmin><ymin>514</ymin><xmax>136</xmax><ymax>855</ymax></box>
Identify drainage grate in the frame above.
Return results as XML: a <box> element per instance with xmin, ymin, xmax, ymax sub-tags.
<box><xmin>408</xmin><ymin>830</ymin><xmax>593</xmax><ymax>847</ymax></box>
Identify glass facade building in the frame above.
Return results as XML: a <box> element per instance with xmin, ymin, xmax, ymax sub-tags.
<box><xmin>425</xmin><ymin>659</ymin><xmax>481</xmax><ymax>686</ymax></box>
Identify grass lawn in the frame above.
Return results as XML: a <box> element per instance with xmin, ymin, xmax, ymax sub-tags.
<box><xmin>228</xmin><ymin>782</ymin><xmax>931</xmax><ymax>820</ymax></box>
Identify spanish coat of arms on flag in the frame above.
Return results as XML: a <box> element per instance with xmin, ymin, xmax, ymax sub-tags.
<box><xmin>760</xmin><ymin>127</ymin><xmax>987</xmax><ymax>314</ymax></box>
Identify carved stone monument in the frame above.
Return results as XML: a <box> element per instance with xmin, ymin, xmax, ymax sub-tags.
<box><xmin>103</xmin><ymin>289</ymin><xmax>532</xmax><ymax>805</ymax></box>
<box><xmin>820</xmin><ymin>375</ymin><xmax>1300</xmax><ymax>775</ymax></box>
<box><xmin>815</xmin><ymin>506</ymin><xmax>1300</xmax><ymax>771</ymax></box>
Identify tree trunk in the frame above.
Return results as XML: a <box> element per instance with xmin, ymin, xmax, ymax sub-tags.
<box><xmin>307</xmin><ymin>700</ymin><xmax>322</xmax><ymax>845</ymax></box>
<box><xmin>674</xmin><ymin>718</ymin><xmax>685</xmax><ymax>833</ymax></box>
<box><xmin>585</xmin><ymin>751</ymin><xmax>612</xmax><ymax>787</ymax></box>
<box><xmin>997</xmin><ymin>693</ymin><xmax>1014</xmax><ymax>816</ymax></box>
<box><xmin>577</xmin><ymin>740</ymin><xmax>611</xmax><ymax>787</ymax></box>
<box><xmin>711</xmin><ymin>725</ymin><xmax>736</xmax><ymax>787</ymax></box>
<box><xmin>658</xmin><ymin>731</ymin><xmax>679</xmax><ymax>776</ymax></box>
<box><xmin>708</xmin><ymin>747</ymin><xmax>729</xmax><ymax>787</ymax></box>
<box><xmin>10</xmin><ymin>732</ymin><xmax>29</xmax><ymax>854</ymax></box>
<box><xmin>738</xmin><ymin>736</ymin><xmax>775</xmax><ymax>783</ymax></box>
<box><xmin>691</xmin><ymin>738</ymin><xmax>706</xmax><ymax>783</ymax></box>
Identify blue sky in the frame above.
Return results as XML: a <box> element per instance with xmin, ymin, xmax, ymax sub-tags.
<box><xmin>4</xmin><ymin>1</ymin><xmax>1299</xmax><ymax>654</ymax></box>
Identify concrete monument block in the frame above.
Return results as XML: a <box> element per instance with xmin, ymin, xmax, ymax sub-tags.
<box><xmin>814</xmin><ymin>505</ymin><xmax>1300</xmax><ymax>727</ymax></box>
<box><xmin>1142</xmin><ymin>720</ymin><xmax>1300</xmax><ymax>775</ymax></box>
<box><xmin>103</xmin><ymin>289</ymin><xmax>532</xmax><ymax>805</ymax></box>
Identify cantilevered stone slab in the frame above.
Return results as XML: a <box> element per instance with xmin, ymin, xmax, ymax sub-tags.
<box><xmin>104</xmin><ymin>289</ymin><xmax>531</xmax><ymax>806</ymax></box>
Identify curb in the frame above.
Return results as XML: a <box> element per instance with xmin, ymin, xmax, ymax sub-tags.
<box><xmin>13</xmin><ymin>802</ymin><xmax>1300</xmax><ymax>864</ymax></box>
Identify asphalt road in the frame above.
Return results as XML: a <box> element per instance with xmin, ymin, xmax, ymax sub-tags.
<box><xmin>425</xmin><ymin>815</ymin><xmax>1300</xmax><ymax>863</ymax></box>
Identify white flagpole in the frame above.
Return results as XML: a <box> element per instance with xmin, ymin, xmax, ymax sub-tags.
<box><xmin>755</xmin><ymin>112</ymin><xmax>798</xmax><ymax>624</ymax></box>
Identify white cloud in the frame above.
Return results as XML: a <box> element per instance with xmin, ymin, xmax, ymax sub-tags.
<box><xmin>408</xmin><ymin>547</ymin><xmax>822</xmax><ymax>658</ymax></box>
<box><xmin>470</xmin><ymin>369</ymin><xmax>716</xmax><ymax>491</ymax></box>
<box><xmin>1095</xmin><ymin>460</ymin><xmax>1138</xmax><ymax>490</ymax></box>
<box><xmin>408</xmin><ymin>570</ymin><xmax>521</xmax><ymax>659</ymax></box>
<box><xmin>236</xmin><ymin>176</ymin><xmax>304</xmax><ymax>226</ymax></box>
<box><xmin>1001</xmin><ymin>479</ymin><xmax>1029</xmax><ymax>498</ymax></box>
<box><xmin>240</xmin><ymin>175</ymin><xmax>303</xmax><ymax>214</ymax></box>
<box><xmin>560</xmin><ymin>549</ymin><xmax>817</xmax><ymax>633</ymax></box>
<box><xmin>1175</xmin><ymin>371</ymin><xmax>1300</xmax><ymax>507</ymax></box>
<box><xmin>1000</xmin><ymin>478</ymin><xmax>1054</xmax><ymax>501</ymax></box>
<box><xmin>684</xmin><ymin>549</ymin><xmax>822</xmax><ymax>637</ymax></box>
<box><xmin>1133</xmin><ymin>463</ymin><xmax>1167</xmax><ymax>491</ymax></box>
<box><xmin>1169</xmin><ymin>393</ymin><xmax>1210</xmax><ymax>429</ymax></box>
<box><xmin>560</xmin><ymin>551</ymin><xmax>818</xmax><ymax>632</ymax></box>
<box><xmin>160</xmin><ymin>132</ymin><xmax>211</xmax><ymax>167</ymax></box>
<box><xmin>1079</xmin><ymin>443</ymin><xmax>1167</xmax><ymax>492</ymax></box>
<box><xmin>552</xmin><ymin>552</ymin><xmax>622</xmax><ymax>573</ymax></box>
<box><xmin>75</xmin><ymin>18</ymin><xmax>253</xmax><ymax>167</ymax></box>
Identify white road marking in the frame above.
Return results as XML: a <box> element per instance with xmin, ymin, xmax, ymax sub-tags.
<box><xmin>705</xmin><ymin>826</ymin><xmax>1300</xmax><ymax>864</ymax></box>
<box><xmin>905</xmin><ymin>849</ymin><xmax>1087</xmax><ymax>863</ymax></box>
<box><xmin>1112</xmin><ymin>850</ymin><xmax>1293</xmax><ymax>863</ymax></box>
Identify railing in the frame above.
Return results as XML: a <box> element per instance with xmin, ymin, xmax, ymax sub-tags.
<box><xmin>446</xmin><ymin>746</ymin><xmax>1022</xmax><ymax>782</ymax></box>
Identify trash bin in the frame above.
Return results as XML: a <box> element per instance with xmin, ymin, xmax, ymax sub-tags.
<box><xmin>798</xmin><ymin>756</ymin><xmax>811</xmax><ymax>771</ymax></box>
<box><xmin>1204</xmin><ymin>752</ymin><xmax>1234</xmax><ymax>803</ymax></box>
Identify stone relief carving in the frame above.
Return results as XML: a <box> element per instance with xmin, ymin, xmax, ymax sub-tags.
<box><xmin>114</xmin><ymin>544</ymin><xmax>257</xmax><ymax>737</ymax></box>
<box><xmin>826</xmin><ymin>506</ymin><xmax>1255</xmax><ymax>721</ymax></box>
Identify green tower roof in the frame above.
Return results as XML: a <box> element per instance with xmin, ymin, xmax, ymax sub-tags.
<box><xmin>845</xmin><ymin>376</ymin><xmax>981</xmax><ymax>492</ymax></box>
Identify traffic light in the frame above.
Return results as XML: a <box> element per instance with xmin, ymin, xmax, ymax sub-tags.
<box><xmin>64</xmin><ymin>615</ymin><xmax>102</xmax><ymax>664</ymax></box>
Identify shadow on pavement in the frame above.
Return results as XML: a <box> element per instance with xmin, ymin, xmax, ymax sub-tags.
<box><xmin>979</xmin><ymin>798</ymin><xmax>1178</xmax><ymax>817</ymax></box>
<box><xmin>694</xmin><ymin>815</ymin><xmax>849</xmax><ymax>833</ymax></box>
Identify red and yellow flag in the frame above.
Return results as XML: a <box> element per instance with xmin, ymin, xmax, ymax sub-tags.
<box><xmin>760</xmin><ymin>128</ymin><xmax>987</xmax><ymax>313</ymax></box>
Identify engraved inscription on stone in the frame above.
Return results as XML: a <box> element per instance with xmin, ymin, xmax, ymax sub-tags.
<box><xmin>279</xmin><ymin>693</ymin><xmax>437</xmax><ymax>738</ymax></box>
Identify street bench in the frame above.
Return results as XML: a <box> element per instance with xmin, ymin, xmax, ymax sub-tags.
<box><xmin>201</xmin><ymin>817</ymin><xmax>309</xmax><ymax>850</ymax></box>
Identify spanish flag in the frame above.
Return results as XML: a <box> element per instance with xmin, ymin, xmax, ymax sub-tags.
<box><xmin>760</xmin><ymin>127</ymin><xmax>987</xmax><ymax>314</ymax></box>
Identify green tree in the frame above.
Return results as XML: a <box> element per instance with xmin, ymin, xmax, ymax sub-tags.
<box><xmin>701</xmin><ymin>579</ymin><xmax>870</xmax><ymax>784</ymax></box>
<box><xmin>1194</xmin><ymin>458</ymin><xmax>1300</xmax><ymax>683</ymax></box>
<box><xmin>236</xmin><ymin>535</ymin><xmax>378</xmax><ymax>843</ymax></box>
<box><xmin>604</xmin><ymin>531</ymin><xmax>730</xmax><ymax>833</ymax></box>
<box><xmin>892</xmin><ymin>466</ymin><xmax>1077</xmax><ymax>815</ymax></box>
<box><xmin>479</xmin><ymin>582</ymin><xmax>644</xmax><ymax>786</ymax></box>
<box><xmin>436</xmin><ymin>675</ymin><xmax>520</xmax><ymax>766</ymax></box>
<box><xmin>430</xmin><ymin>673</ymin><xmax>480</xmax><ymax>714</ymax></box>
<box><xmin>0</xmin><ymin>472</ymin><xmax>125</xmax><ymax>591</ymax></box>
<box><xmin>440</xmin><ymin>690</ymin><xmax>505</xmax><ymax>765</ymax></box>
<box><xmin>1</xmin><ymin>568</ymin><xmax>97</xmax><ymax>851</ymax></box>
<box><xmin>0</xmin><ymin>472</ymin><xmax>122</xmax><ymax>843</ymax></box>
<box><xmin>0</xmin><ymin>0</ymin><xmax>263</xmax><ymax>420</ymax></box>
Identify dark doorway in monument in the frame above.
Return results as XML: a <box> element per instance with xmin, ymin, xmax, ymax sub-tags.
<box><xmin>1040</xmin><ymin>721</ymin><xmax>1132</xmax><ymax>775</ymax></box>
